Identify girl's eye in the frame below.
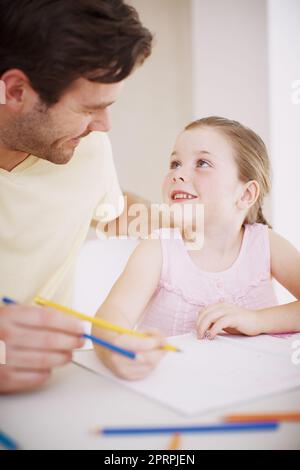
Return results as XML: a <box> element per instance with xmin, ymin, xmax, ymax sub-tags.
<box><xmin>196</xmin><ymin>159</ymin><xmax>210</xmax><ymax>168</ymax></box>
<box><xmin>170</xmin><ymin>160</ymin><xmax>181</xmax><ymax>169</ymax></box>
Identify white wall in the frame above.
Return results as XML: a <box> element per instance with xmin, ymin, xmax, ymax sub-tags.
<box><xmin>268</xmin><ymin>0</ymin><xmax>300</xmax><ymax>248</ymax></box>
<box><xmin>191</xmin><ymin>0</ymin><xmax>270</xmax><ymax>142</ymax></box>
<box><xmin>109</xmin><ymin>0</ymin><xmax>193</xmax><ymax>202</ymax></box>
<box><xmin>267</xmin><ymin>0</ymin><xmax>300</xmax><ymax>302</ymax></box>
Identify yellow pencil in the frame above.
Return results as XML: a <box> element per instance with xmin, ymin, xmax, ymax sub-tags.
<box><xmin>34</xmin><ymin>296</ymin><xmax>180</xmax><ymax>353</ymax></box>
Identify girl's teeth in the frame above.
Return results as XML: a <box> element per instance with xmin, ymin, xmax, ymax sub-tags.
<box><xmin>174</xmin><ymin>194</ymin><xmax>195</xmax><ymax>200</ymax></box>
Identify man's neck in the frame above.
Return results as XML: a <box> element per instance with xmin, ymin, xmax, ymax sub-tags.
<box><xmin>0</xmin><ymin>145</ymin><xmax>30</xmax><ymax>172</ymax></box>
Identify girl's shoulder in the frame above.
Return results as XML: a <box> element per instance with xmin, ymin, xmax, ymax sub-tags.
<box><xmin>133</xmin><ymin>235</ymin><xmax>162</xmax><ymax>260</ymax></box>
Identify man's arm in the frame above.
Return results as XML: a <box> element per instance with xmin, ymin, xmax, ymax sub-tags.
<box><xmin>92</xmin><ymin>190</ymin><xmax>161</xmax><ymax>237</ymax></box>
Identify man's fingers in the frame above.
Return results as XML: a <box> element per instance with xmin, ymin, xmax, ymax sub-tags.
<box><xmin>9</xmin><ymin>325</ymin><xmax>85</xmax><ymax>351</ymax></box>
<box><xmin>0</xmin><ymin>368</ymin><xmax>51</xmax><ymax>394</ymax></box>
<box><xmin>12</xmin><ymin>306</ymin><xmax>84</xmax><ymax>336</ymax></box>
<box><xmin>6</xmin><ymin>347</ymin><xmax>72</xmax><ymax>370</ymax></box>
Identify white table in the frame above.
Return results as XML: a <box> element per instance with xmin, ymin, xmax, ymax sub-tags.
<box><xmin>1</xmin><ymin>361</ymin><xmax>300</xmax><ymax>450</ymax></box>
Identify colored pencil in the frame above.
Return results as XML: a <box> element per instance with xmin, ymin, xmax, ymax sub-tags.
<box><xmin>33</xmin><ymin>296</ymin><xmax>180</xmax><ymax>353</ymax></box>
<box><xmin>83</xmin><ymin>333</ymin><xmax>136</xmax><ymax>359</ymax></box>
<box><xmin>2</xmin><ymin>297</ymin><xmax>15</xmax><ymax>305</ymax></box>
<box><xmin>0</xmin><ymin>431</ymin><xmax>19</xmax><ymax>450</ymax></box>
<box><xmin>224</xmin><ymin>412</ymin><xmax>300</xmax><ymax>423</ymax></box>
<box><xmin>1</xmin><ymin>298</ymin><xmax>136</xmax><ymax>360</ymax></box>
<box><xmin>98</xmin><ymin>421</ymin><xmax>279</xmax><ymax>436</ymax></box>
<box><xmin>167</xmin><ymin>433</ymin><xmax>182</xmax><ymax>450</ymax></box>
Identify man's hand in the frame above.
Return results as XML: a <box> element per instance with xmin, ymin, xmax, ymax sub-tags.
<box><xmin>0</xmin><ymin>304</ymin><xmax>84</xmax><ymax>394</ymax></box>
<box><xmin>92</xmin><ymin>191</ymin><xmax>155</xmax><ymax>238</ymax></box>
<box><xmin>196</xmin><ymin>303</ymin><xmax>262</xmax><ymax>339</ymax></box>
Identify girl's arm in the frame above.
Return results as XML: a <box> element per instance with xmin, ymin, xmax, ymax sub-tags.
<box><xmin>94</xmin><ymin>237</ymin><xmax>162</xmax><ymax>331</ymax></box>
<box><xmin>257</xmin><ymin>230</ymin><xmax>300</xmax><ymax>333</ymax></box>
<box><xmin>92</xmin><ymin>238</ymin><xmax>166</xmax><ymax>380</ymax></box>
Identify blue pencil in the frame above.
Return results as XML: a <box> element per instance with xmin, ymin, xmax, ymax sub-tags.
<box><xmin>2</xmin><ymin>297</ymin><xmax>16</xmax><ymax>305</ymax></box>
<box><xmin>2</xmin><ymin>297</ymin><xmax>136</xmax><ymax>360</ymax></box>
<box><xmin>0</xmin><ymin>431</ymin><xmax>19</xmax><ymax>450</ymax></box>
<box><xmin>83</xmin><ymin>333</ymin><xmax>136</xmax><ymax>360</ymax></box>
<box><xmin>99</xmin><ymin>421</ymin><xmax>279</xmax><ymax>436</ymax></box>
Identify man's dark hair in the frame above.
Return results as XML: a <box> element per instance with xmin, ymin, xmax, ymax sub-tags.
<box><xmin>0</xmin><ymin>0</ymin><xmax>153</xmax><ymax>105</ymax></box>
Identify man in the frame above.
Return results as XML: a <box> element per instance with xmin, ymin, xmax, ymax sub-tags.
<box><xmin>0</xmin><ymin>0</ymin><xmax>159</xmax><ymax>394</ymax></box>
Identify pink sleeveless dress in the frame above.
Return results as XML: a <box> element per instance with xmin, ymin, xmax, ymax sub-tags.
<box><xmin>139</xmin><ymin>223</ymin><xmax>278</xmax><ymax>336</ymax></box>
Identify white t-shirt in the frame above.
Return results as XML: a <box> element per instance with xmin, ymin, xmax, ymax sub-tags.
<box><xmin>0</xmin><ymin>132</ymin><xmax>124</xmax><ymax>307</ymax></box>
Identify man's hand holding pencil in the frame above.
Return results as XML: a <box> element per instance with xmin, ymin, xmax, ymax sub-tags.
<box><xmin>1</xmin><ymin>296</ymin><xmax>179</xmax><ymax>389</ymax></box>
<box><xmin>0</xmin><ymin>300</ymin><xmax>84</xmax><ymax>394</ymax></box>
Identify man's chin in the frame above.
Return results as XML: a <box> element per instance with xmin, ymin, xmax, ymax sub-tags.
<box><xmin>44</xmin><ymin>148</ymin><xmax>75</xmax><ymax>165</ymax></box>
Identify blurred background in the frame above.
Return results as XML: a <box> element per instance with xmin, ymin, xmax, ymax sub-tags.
<box><xmin>104</xmin><ymin>0</ymin><xmax>299</xmax><ymax>304</ymax></box>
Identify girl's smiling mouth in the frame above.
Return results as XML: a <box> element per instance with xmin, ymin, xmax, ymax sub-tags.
<box><xmin>170</xmin><ymin>190</ymin><xmax>198</xmax><ymax>201</ymax></box>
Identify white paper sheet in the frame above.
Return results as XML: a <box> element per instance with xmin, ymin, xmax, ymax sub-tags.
<box><xmin>73</xmin><ymin>332</ymin><xmax>300</xmax><ymax>416</ymax></box>
<box><xmin>219</xmin><ymin>332</ymin><xmax>300</xmax><ymax>357</ymax></box>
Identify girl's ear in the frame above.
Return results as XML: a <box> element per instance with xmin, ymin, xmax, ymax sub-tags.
<box><xmin>236</xmin><ymin>180</ymin><xmax>260</xmax><ymax>210</ymax></box>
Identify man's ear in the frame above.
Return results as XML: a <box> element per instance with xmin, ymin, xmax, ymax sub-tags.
<box><xmin>0</xmin><ymin>69</ymin><xmax>37</xmax><ymax>112</ymax></box>
<box><xmin>236</xmin><ymin>180</ymin><xmax>260</xmax><ymax>210</ymax></box>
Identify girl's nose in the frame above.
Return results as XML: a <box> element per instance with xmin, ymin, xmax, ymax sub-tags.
<box><xmin>172</xmin><ymin>176</ymin><xmax>187</xmax><ymax>183</ymax></box>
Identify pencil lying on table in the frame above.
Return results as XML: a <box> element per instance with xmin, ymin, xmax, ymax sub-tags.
<box><xmin>2</xmin><ymin>297</ymin><xmax>136</xmax><ymax>360</ymax></box>
<box><xmin>33</xmin><ymin>296</ymin><xmax>180</xmax><ymax>353</ymax></box>
<box><xmin>0</xmin><ymin>430</ymin><xmax>20</xmax><ymax>450</ymax></box>
<box><xmin>97</xmin><ymin>421</ymin><xmax>279</xmax><ymax>436</ymax></box>
<box><xmin>224</xmin><ymin>412</ymin><xmax>300</xmax><ymax>423</ymax></box>
<box><xmin>167</xmin><ymin>433</ymin><xmax>182</xmax><ymax>450</ymax></box>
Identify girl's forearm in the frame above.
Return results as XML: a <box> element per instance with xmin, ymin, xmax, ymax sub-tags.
<box><xmin>258</xmin><ymin>300</ymin><xmax>300</xmax><ymax>334</ymax></box>
<box><xmin>92</xmin><ymin>302</ymin><xmax>132</xmax><ymax>339</ymax></box>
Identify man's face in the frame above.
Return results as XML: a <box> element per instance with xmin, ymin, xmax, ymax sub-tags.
<box><xmin>1</xmin><ymin>78</ymin><xmax>123</xmax><ymax>164</ymax></box>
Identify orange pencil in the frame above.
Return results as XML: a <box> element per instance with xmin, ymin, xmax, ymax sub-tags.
<box><xmin>224</xmin><ymin>412</ymin><xmax>300</xmax><ymax>423</ymax></box>
<box><xmin>167</xmin><ymin>433</ymin><xmax>182</xmax><ymax>450</ymax></box>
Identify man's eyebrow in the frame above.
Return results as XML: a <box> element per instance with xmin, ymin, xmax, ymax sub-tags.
<box><xmin>83</xmin><ymin>101</ymin><xmax>115</xmax><ymax>110</ymax></box>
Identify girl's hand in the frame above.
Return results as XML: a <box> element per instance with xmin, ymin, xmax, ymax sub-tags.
<box><xmin>96</xmin><ymin>328</ymin><xmax>167</xmax><ymax>381</ymax></box>
<box><xmin>196</xmin><ymin>303</ymin><xmax>262</xmax><ymax>339</ymax></box>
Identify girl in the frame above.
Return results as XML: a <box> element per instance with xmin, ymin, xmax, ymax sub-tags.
<box><xmin>92</xmin><ymin>116</ymin><xmax>300</xmax><ymax>380</ymax></box>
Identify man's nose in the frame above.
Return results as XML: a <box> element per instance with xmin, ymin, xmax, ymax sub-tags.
<box><xmin>88</xmin><ymin>109</ymin><xmax>111</xmax><ymax>132</ymax></box>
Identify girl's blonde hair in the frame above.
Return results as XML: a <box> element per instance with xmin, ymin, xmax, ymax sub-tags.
<box><xmin>184</xmin><ymin>116</ymin><xmax>272</xmax><ymax>227</ymax></box>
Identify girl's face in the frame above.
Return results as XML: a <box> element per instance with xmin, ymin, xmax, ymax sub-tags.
<box><xmin>162</xmin><ymin>127</ymin><xmax>245</xmax><ymax>226</ymax></box>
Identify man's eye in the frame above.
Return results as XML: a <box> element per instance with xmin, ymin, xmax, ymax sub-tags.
<box><xmin>170</xmin><ymin>160</ymin><xmax>180</xmax><ymax>169</ymax></box>
<box><xmin>196</xmin><ymin>159</ymin><xmax>210</xmax><ymax>168</ymax></box>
